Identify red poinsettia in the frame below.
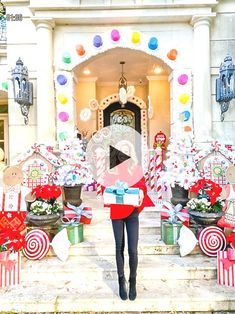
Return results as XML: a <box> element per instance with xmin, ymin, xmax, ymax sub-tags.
<box><xmin>189</xmin><ymin>178</ymin><xmax>222</xmax><ymax>205</ymax></box>
<box><xmin>32</xmin><ymin>184</ymin><xmax>61</xmax><ymax>201</ymax></box>
<box><xmin>0</xmin><ymin>229</ymin><xmax>26</xmax><ymax>252</ymax></box>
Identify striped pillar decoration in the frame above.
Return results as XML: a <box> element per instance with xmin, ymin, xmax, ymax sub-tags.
<box><xmin>155</xmin><ymin>147</ymin><xmax>163</xmax><ymax>201</ymax></box>
<box><xmin>96</xmin><ymin>149</ymin><xmax>106</xmax><ymax>197</ymax></box>
<box><xmin>149</xmin><ymin>149</ymin><xmax>155</xmax><ymax>191</ymax></box>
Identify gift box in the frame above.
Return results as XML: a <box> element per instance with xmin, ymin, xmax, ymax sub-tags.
<box><xmin>63</xmin><ymin>204</ymin><xmax>92</xmax><ymax>224</ymax></box>
<box><xmin>103</xmin><ymin>184</ymin><xmax>140</xmax><ymax>206</ymax></box>
<box><xmin>160</xmin><ymin>203</ymin><xmax>190</xmax><ymax>227</ymax></box>
<box><xmin>80</xmin><ymin>206</ymin><xmax>92</xmax><ymax>224</ymax></box>
<box><xmin>161</xmin><ymin>220</ymin><xmax>183</xmax><ymax>245</ymax></box>
<box><xmin>83</xmin><ymin>181</ymin><xmax>97</xmax><ymax>192</ymax></box>
<box><xmin>59</xmin><ymin>223</ymin><xmax>84</xmax><ymax>245</ymax></box>
<box><xmin>217</xmin><ymin>249</ymin><xmax>235</xmax><ymax>287</ymax></box>
<box><xmin>0</xmin><ymin>251</ymin><xmax>21</xmax><ymax>288</ymax></box>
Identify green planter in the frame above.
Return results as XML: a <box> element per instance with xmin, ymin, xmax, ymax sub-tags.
<box><xmin>161</xmin><ymin>220</ymin><xmax>182</xmax><ymax>245</ymax></box>
<box><xmin>59</xmin><ymin>223</ymin><xmax>84</xmax><ymax>245</ymax></box>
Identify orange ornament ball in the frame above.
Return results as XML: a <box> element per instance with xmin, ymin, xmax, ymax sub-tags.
<box><xmin>167</xmin><ymin>49</ymin><xmax>178</xmax><ymax>61</ymax></box>
<box><xmin>76</xmin><ymin>44</ymin><xmax>85</xmax><ymax>56</ymax></box>
<box><xmin>184</xmin><ymin>126</ymin><xmax>192</xmax><ymax>132</ymax></box>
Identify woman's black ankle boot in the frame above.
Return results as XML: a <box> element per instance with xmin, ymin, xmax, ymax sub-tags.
<box><xmin>129</xmin><ymin>277</ymin><xmax>137</xmax><ymax>300</ymax></box>
<box><xmin>118</xmin><ymin>276</ymin><xmax>127</xmax><ymax>300</ymax></box>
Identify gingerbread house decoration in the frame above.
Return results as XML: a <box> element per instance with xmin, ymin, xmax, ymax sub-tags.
<box><xmin>16</xmin><ymin>143</ymin><xmax>63</xmax><ymax>189</ymax></box>
<box><xmin>194</xmin><ymin>141</ymin><xmax>235</xmax><ymax>186</ymax></box>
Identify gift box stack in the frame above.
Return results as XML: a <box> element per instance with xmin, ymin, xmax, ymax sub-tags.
<box><xmin>161</xmin><ymin>202</ymin><xmax>189</xmax><ymax>245</ymax></box>
<box><xmin>59</xmin><ymin>219</ymin><xmax>84</xmax><ymax>245</ymax></box>
<box><xmin>103</xmin><ymin>181</ymin><xmax>140</xmax><ymax>206</ymax></box>
<box><xmin>217</xmin><ymin>248</ymin><xmax>235</xmax><ymax>287</ymax></box>
<box><xmin>63</xmin><ymin>203</ymin><xmax>92</xmax><ymax>224</ymax></box>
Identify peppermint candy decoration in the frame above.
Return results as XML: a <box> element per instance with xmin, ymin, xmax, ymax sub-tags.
<box><xmin>198</xmin><ymin>226</ymin><xmax>226</xmax><ymax>257</ymax></box>
<box><xmin>89</xmin><ymin>98</ymin><xmax>99</xmax><ymax>111</ymax></box>
<box><xmin>23</xmin><ymin>229</ymin><xmax>51</xmax><ymax>260</ymax></box>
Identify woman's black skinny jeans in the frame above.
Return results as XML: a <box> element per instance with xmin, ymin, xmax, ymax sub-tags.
<box><xmin>111</xmin><ymin>208</ymin><xmax>139</xmax><ymax>279</ymax></box>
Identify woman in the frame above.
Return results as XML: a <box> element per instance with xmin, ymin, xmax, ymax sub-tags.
<box><xmin>103</xmin><ymin>140</ymin><xmax>153</xmax><ymax>301</ymax></box>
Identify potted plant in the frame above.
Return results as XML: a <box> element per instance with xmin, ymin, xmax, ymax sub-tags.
<box><xmin>187</xmin><ymin>178</ymin><xmax>225</xmax><ymax>225</ymax></box>
<box><xmin>52</xmin><ymin>140</ymin><xmax>92</xmax><ymax>207</ymax></box>
<box><xmin>162</xmin><ymin>136</ymin><xmax>200</xmax><ymax>206</ymax></box>
<box><xmin>27</xmin><ymin>184</ymin><xmax>62</xmax><ymax>226</ymax></box>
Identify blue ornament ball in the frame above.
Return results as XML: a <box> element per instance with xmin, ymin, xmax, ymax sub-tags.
<box><xmin>148</xmin><ymin>37</ymin><xmax>158</xmax><ymax>50</ymax></box>
<box><xmin>93</xmin><ymin>35</ymin><xmax>103</xmax><ymax>48</ymax></box>
<box><xmin>57</xmin><ymin>75</ymin><xmax>67</xmax><ymax>86</ymax></box>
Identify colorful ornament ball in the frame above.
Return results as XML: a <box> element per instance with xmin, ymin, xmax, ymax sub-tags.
<box><xmin>180</xmin><ymin>110</ymin><xmax>190</xmax><ymax>122</ymax></box>
<box><xmin>1</xmin><ymin>82</ymin><xmax>8</xmax><ymax>90</ymax></box>
<box><xmin>76</xmin><ymin>44</ymin><xmax>86</xmax><ymax>56</ymax></box>
<box><xmin>58</xmin><ymin>94</ymin><xmax>68</xmax><ymax>105</ymax></box>
<box><xmin>58</xmin><ymin>131</ymin><xmax>68</xmax><ymax>141</ymax></box>
<box><xmin>178</xmin><ymin>74</ymin><xmax>188</xmax><ymax>85</ymax></box>
<box><xmin>23</xmin><ymin>229</ymin><xmax>51</xmax><ymax>260</ymax></box>
<box><xmin>132</xmin><ymin>32</ymin><xmax>140</xmax><ymax>44</ymax></box>
<box><xmin>167</xmin><ymin>49</ymin><xmax>178</xmax><ymax>61</ymax></box>
<box><xmin>57</xmin><ymin>75</ymin><xmax>67</xmax><ymax>86</ymax></box>
<box><xmin>93</xmin><ymin>35</ymin><xmax>103</xmax><ymax>48</ymax></box>
<box><xmin>148</xmin><ymin>37</ymin><xmax>158</xmax><ymax>50</ymax></box>
<box><xmin>111</xmin><ymin>29</ymin><xmax>120</xmax><ymax>42</ymax></box>
<box><xmin>184</xmin><ymin>126</ymin><xmax>192</xmax><ymax>132</ymax></box>
<box><xmin>58</xmin><ymin>111</ymin><xmax>69</xmax><ymax>122</ymax></box>
<box><xmin>179</xmin><ymin>93</ymin><xmax>190</xmax><ymax>104</ymax></box>
<box><xmin>62</xmin><ymin>52</ymin><xmax>71</xmax><ymax>64</ymax></box>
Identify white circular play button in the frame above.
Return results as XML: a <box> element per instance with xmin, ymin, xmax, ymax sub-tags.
<box><xmin>86</xmin><ymin>125</ymin><xmax>147</xmax><ymax>188</ymax></box>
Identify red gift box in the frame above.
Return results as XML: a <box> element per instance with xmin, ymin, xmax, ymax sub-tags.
<box><xmin>80</xmin><ymin>207</ymin><xmax>92</xmax><ymax>224</ymax></box>
<box><xmin>160</xmin><ymin>203</ymin><xmax>190</xmax><ymax>227</ymax></box>
<box><xmin>217</xmin><ymin>250</ymin><xmax>235</xmax><ymax>287</ymax></box>
<box><xmin>0</xmin><ymin>251</ymin><xmax>21</xmax><ymax>288</ymax></box>
<box><xmin>83</xmin><ymin>182</ymin><xmax>97</xmax><ymax>192</ymax></box>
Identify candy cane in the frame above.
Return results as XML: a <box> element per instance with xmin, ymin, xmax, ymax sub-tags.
<box><xmin>155</xmin><ymin>147</ymin><xmax>163</xmax><ymax>200</ymax></box>
<box><xmin>96</xmin><ymin>149</ymin><xmax>105</xmax><ymax>197</ymax></box>
<box><xmin>149</xmin><ymin>149</ymin><xmax>155</xmax><ymax>191</ymax></box>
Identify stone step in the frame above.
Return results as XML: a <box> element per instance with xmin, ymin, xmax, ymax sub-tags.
<box><xmin>48</xmin><ymin>234</ymin><xmax>201</xmax><ymax>256</ymax></box>
<box><xmin>84</xmin><ymin>217</ymin><xmax>161</xmax><ymax>235</ymax></box>
<box><xmin>21</xmin><ymin>254</ymin><xmax>216</xmax><ymax>282</ymax></box>
<box><xmin>1</xmin><ymin>279</ymin><xmax>234</xmax><ymax>313</ymax></box>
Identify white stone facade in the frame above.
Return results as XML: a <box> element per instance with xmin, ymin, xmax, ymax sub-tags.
<box><xmin>2</xmin><ymin>0</ymin><xmax>235</xmax><ymax>162</ymax></box>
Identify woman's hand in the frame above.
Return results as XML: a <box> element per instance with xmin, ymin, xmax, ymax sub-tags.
<box><xmin>138</xmin><ymin>189</ymin><xmax>144</xmax><ymax>206</ymax></box>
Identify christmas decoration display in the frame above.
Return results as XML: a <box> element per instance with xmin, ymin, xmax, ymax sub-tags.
<box><xmin>217</xmin><ymin>249</ymin><xmax>235</xmax><ymax>287</ymax></box>
<box><xmin>51</xmin><ymin>228</ymin><xmax>71</xmax><ymax>262</ymax></box>
<box><xmin>162</xmin><ymin>135</ymin><xmax>199</xmax><ymax>189</ymax></box>
<box><xmin>59</xmin><ymin>217</ymin><xmax>84</xmax><ymax>245</ymax></box>
<box><xmin>198</xmin><ymin>226</ymin><xmax>226</xmax><ymax>257</ymax></box>
<box><xmin>16</xmin><ymin>143</ymin><xmax>62</xmax><ymax>189</ymax></box>
<box><xmin>161</xmin><ymin>202</ymin><xmax>189</xmax><ymax>227</ymax></box>
<box><xmin>52</xmin><ymin>139</ymin><xmax>92</xmax><ymax>187</ymax></box>
<box><xmin>177</xmin><ymin>226</ymin><xmax>198</xmax><ymax>257</ymax></box>
<box><xmin>0</xmin><ymin>166</ymin><xmax>31</xmax><ymax>231</ymax></box>
<box><xmin>194</xmin><ymin>141</ymin><xmax>235</xmax><ymax>185</ymax></box>
<box><xmin>23</xmin><ymin>229</ymin><xmax>51</xmax><ymax>260</ymax></box>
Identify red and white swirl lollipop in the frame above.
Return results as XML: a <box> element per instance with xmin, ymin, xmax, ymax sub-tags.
<box><xmin>23</xmin><ymin>229</ymin><xmax>51</xmax><ymax>260</ymax></box>
<box><xmin>198</xmin><ymin>226</ymin><xmax>226</xmax><ymax>257</ymax></box>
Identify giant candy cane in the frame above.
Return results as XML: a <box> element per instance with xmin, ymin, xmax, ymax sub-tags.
<box><xmin>96</xmin><ymin>148</ymin><xmax>106</xmax><ymax>197</ymax></box>
<box><xmin>155</xmin><ymin>146</ymin><xmax>163</xmax><ymax>200</ymax></box>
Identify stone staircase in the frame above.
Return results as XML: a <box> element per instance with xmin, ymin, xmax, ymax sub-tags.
<box><xmin>0</xmin><ymin>191</ymin><xmax>235</xmax><ymax>313</ymax></box>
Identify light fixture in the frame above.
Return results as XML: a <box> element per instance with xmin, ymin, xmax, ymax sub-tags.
<box><xmin>11</xmin><ymin>58</ymin><xmax>33</xmax><ymax>125</ymax></box>
<box><xmin>216</xmin><ymin>54</ymin><xmax>235</xmax><ymax>121</ymax></box>
<box><xmin>154</xmin><ymin>66</ymin><xmax>162</xmax><ymax>74</ymax></box>
<box><xmin>118</xmin><ymin>61</ymin><xmax>127</xmax><ymax>108</ymax></box>
<box><xmin>83</xmin><ymin>69</ymin><xmax>91</xmax><ymax>75</ymax></box>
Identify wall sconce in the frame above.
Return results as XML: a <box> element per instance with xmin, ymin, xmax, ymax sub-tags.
<box><xmin>216</xmin><ymin>54</ymin><xmax>235</xmax><ymax>121</ymax></box>
<box><xmin>11</xmin><ymin>58</ymin><xmax>33</xmax><ymax>125</ymax></box>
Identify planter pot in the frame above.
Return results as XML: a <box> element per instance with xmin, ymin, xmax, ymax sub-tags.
<box><xmin>171</xmin><ymin>184</ymin><xmax>189</xmax><ymax>207</ymax></box>
<box><xmin>62</xmin><ymin>184</ymin><xmax>83</xmax><ymax>207</ymax></box>
<box><xmin>26</xmin><ymin>212</ymin><xmax>60</xmax><ymax>227</ymax></box>
<box><xmin>188</xmin><ymin>210</ymin><xmax>225</xmax><ymax>226</ymax></box>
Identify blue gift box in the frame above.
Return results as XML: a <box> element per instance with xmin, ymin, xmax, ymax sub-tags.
<box><xmin>104</xmin><ymin>182</ymin><xmax>140</xmax><ymax>206</ymax></box>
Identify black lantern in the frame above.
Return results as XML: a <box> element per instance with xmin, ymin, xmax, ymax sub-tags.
<box><xmin>11</xmin><ymin>58</ymin><xmax>33</xmax><ymax>125</ymax></box>
<box><xmin>216</xmin><ymin>54</ymin><xmax>235</xmax><ymax>121</ymax></box>
<box><xmin>118</xmin><ymin>61</ymin><xmax>127</xmax><ymax>108</ymax></box>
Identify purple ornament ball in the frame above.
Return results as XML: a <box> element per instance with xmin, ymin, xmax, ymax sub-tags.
<box><xmin>178</xmin><ymin>74</ymin><xmax>188</xmax><ymax>85</ymax></box>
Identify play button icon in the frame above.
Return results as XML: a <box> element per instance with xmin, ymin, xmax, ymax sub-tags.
<box><xmin>86</xmin><ymin>125</ymin><xmax>148</xmax><ymax>188</ymax></box>
<box><xmin>109</xmin><ymin>145</ymin><xmax>131</xmax><ymax>169</ymax></box>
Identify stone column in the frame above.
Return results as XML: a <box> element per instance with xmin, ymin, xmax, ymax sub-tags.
<box><xmin>191</xmin><ymin>16</ymin><xmax>212</xmax><ymax>143</ymax></box>
<box><xmin>34</xmin><ymin>19</ymin><xmax>55</xmax><ymax>145</ymax></box>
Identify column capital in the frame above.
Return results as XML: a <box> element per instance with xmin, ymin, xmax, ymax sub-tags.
<box><xmin>190</xmin><ymin>14</ymin><xmax>215</xmax><ymax>28</ymax></box>
<box><xmin>31</xmin><ymin>18</ymin><xmax>55</xmax><ymax>30</ymax></box>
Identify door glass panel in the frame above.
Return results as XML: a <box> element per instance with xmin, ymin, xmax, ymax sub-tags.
<box><xmin>110</xmin><ymin>109</ymin><xmax>135</xmax><ymax>128</ymax></box>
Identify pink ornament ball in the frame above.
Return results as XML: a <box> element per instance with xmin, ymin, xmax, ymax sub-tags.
<box><xmin>111</xmin><ymin>29</ymin><xmax>120</xmax><ymax>42</ymax></box>
<box><xmin>58</xmin><ymin>111</ymin><xmax>69</xmax><ymax>122</ymax></box>
<box><xmin>178</xmin><ymin>74</ymin><xmax>188</xmax><ymax>85</ymax></box>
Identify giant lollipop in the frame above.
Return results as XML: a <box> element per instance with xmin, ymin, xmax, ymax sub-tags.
<box><xmin>23</xmin><ymin>229</ymin><xmax>51</xmax><ymax>260</ymax></box>
<box><xmin>198</xmin><ymin>226</ymin><xmax>226</xmax><ymax>257</ymax></box>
